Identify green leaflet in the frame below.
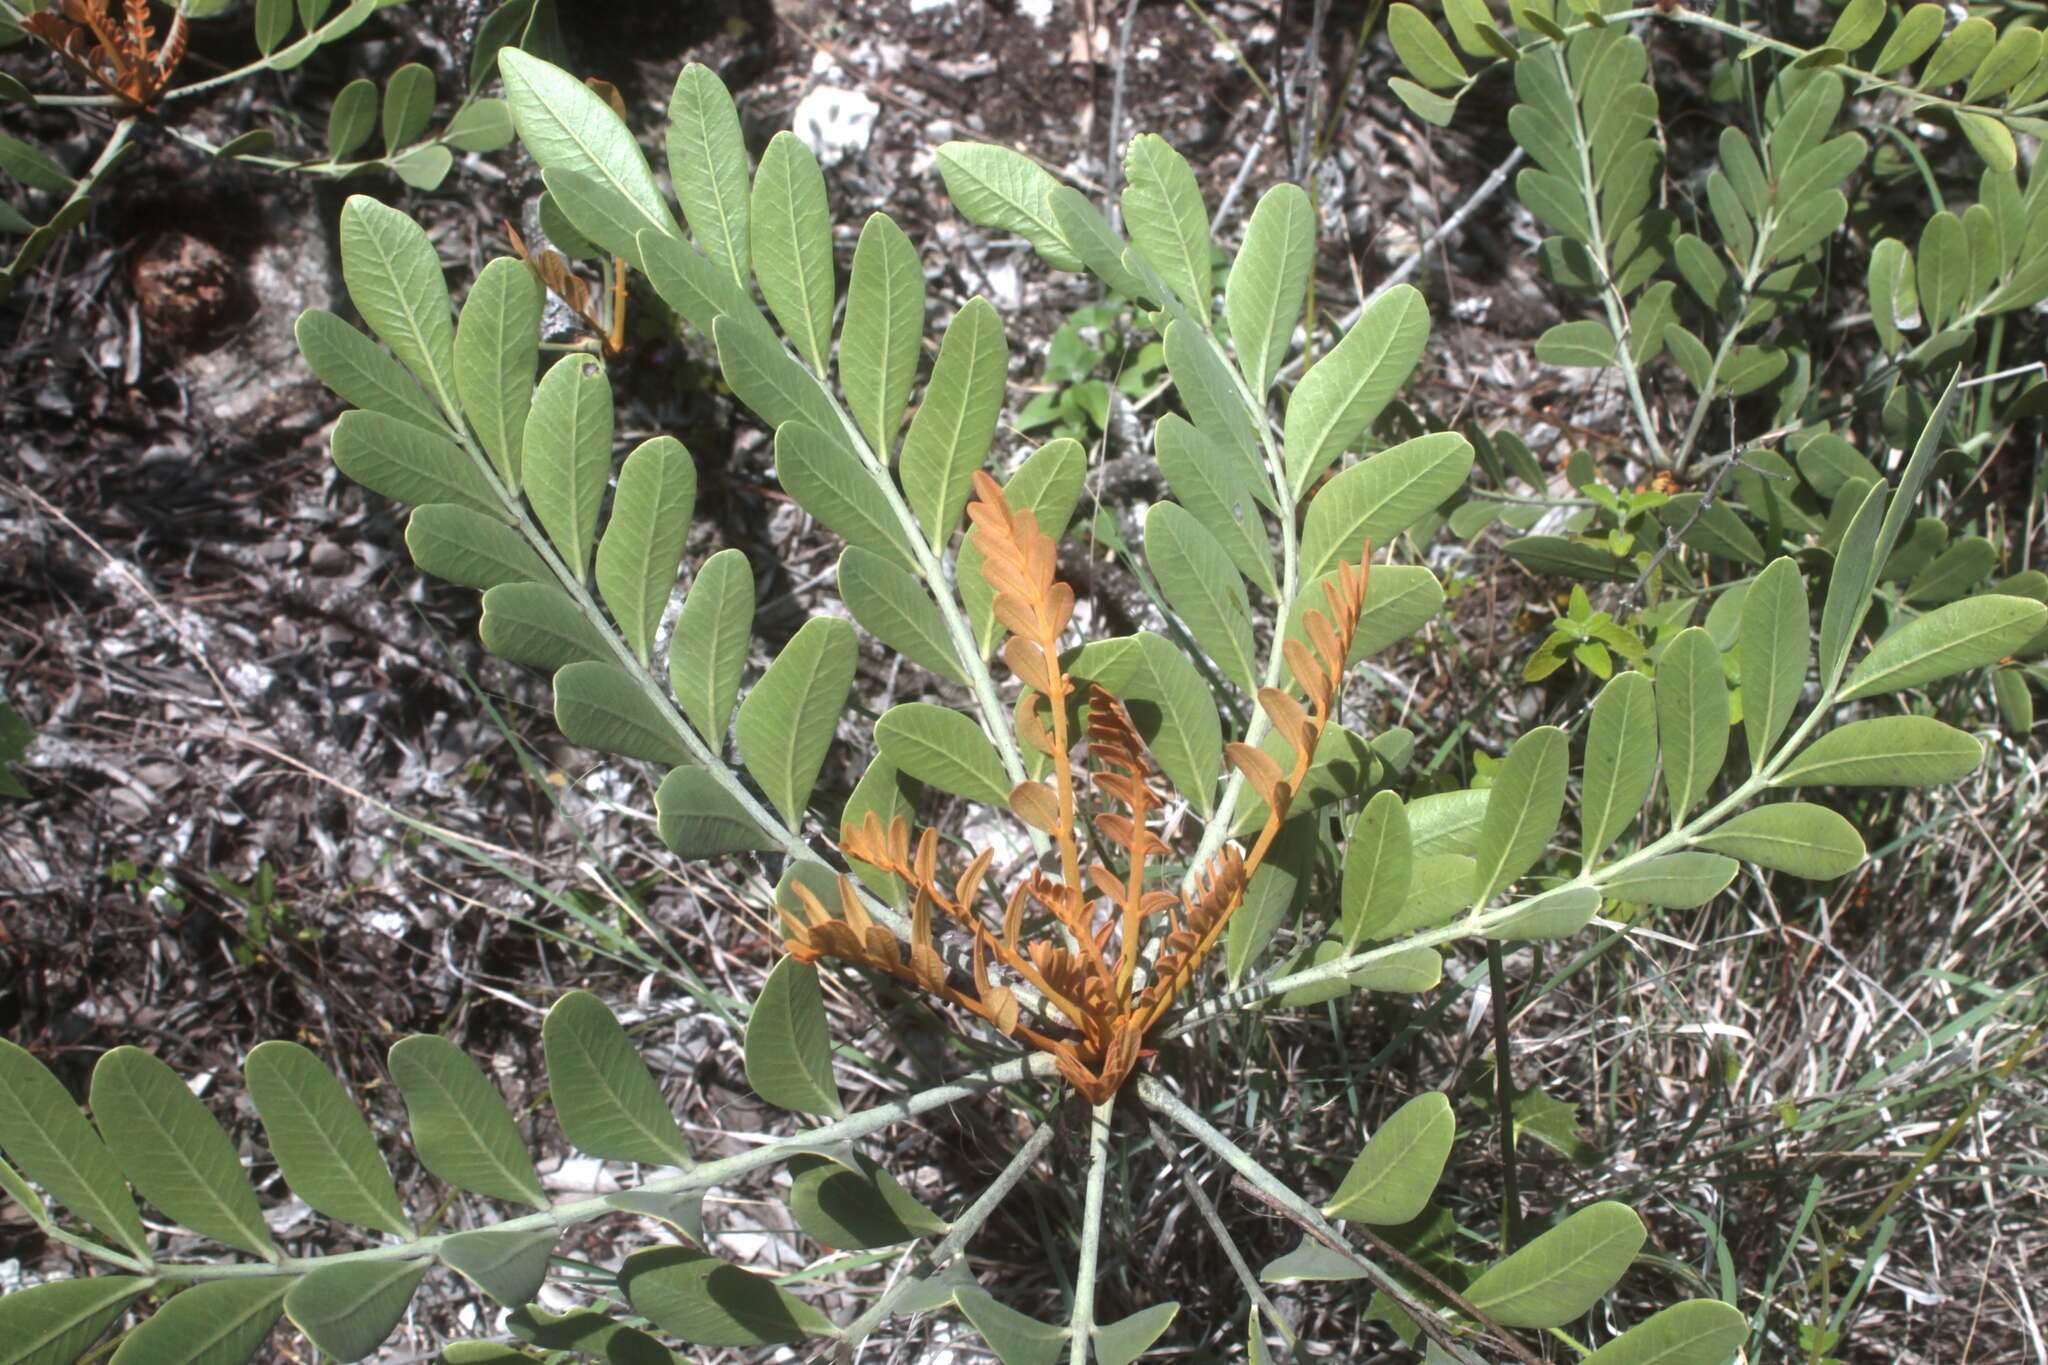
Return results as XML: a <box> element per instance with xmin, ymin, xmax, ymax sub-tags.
<box><xmin>742</xmin><ymin>957</ymin><xmax>843</xmax><ymax>1117</ymax></box>
<box><xmin>954</xmin><ymin>1287</ymin><xmax>1067</xmax><ymax>1365</ymax></box>
<box><xmin>1465</xmin><ymin>1201</ymin><xmax>1647</xmax><ymax>1329</ymax></box>
<box><xmin>786</xmin><ymin>1151</ymin><xmax>947</xmax><ymax>1249</ymax></box>
<box><xmin>543</xmin><ymin>990</ymin><xmax>693</xmax><ymax>1168</ymax></box>
<box><xmin>1065</xmin><ymin>632</ymin><xmax>1223</xmax><ymax>816</ymax></box>
<box><xmin>1227</xmin><ymin>182</ymin><xmax>1314</xmax><ymax>396</ymax></box>
<box><xmin>1154</xmin><ymin>415</ymin><xmax>1278</xmax><ymax>597</ymax></box>
<box><xmin>1580</xmin><ymin>1299</ymin><xmax>1748</xmax><ymax>1365</ymax></box>
<box><xmin>499</xmin><ymin>50</ymin><xmax>677</xmax><ymax>246</ymax></box>
<box><xmin>246</xmin><ymin>1041</ymin><xmax>412</xmax><ymax>1239</ymax></box>
<box><xmin>1093</xmin><ymin>1304</ymin><xmax>1180</xmax><ymax>1365</ymax></box>
<box><xmin>0</xmin><ymin>1276</ymin><xmax>150</xmax><ymax>1365</ymax></box>
<box><xmin>1323</xmin><ymin>1092</ymin><xmax>1454</xmax><ymax>1225</ymax></box>
<box><xmin>1297</xmin><ymin>432</ymin><xmax>1474</xmax><ymax>581</ymax></box>
<box><xmin>737</xmin><ymin>616</ymin><xmax>857</xmax><ymax>826</ymax></box>
<box><xmin>838</xmin><ymin>546</ymin><xmax>966</xmax><ymax>683</ymax></box>
<box><xmin>669</xmin><ymin>548</ymin><xmax>755</xmax><ymax>747</ymax></box>
<box><xmin>1739</xmin><ymin>557</ymin><xmax>1808</xmax><ymax>766</ymax></box>
<box><xmin>553</xmin><ymin>660</ymin><xmax>693</xmax><ymax>767</ymax></box>
<box><xmin>522</xmin><ymin>353</ymin><xmax>614</xmax><ymax>580</ymax></box>
<box><xmin>480</xmin><ymin>581</ymin><xmax>609</xmax><ymax>671</ymax></box>
<box><xmin>90</xmin><ymin>1047</ymin><xmax>275</xmax><ymax>1258</ymax></box>
<box><xmin>338</xmin><ymin>194</ymin><xmax>458</xmax><ymax>412</ymax></box>
<box><xmin>666</xmin><ymin>63</ymin><xmax>752</xmax><ymax>289</ymax></box>
<box><xmin>1163</xmin><ymin>319</ymin><xmax>1269</xmax><ymax>508</ymax></box>
<box><xmin>295</xmin><ymin>308</ymin><xmax>445</xmax><ymax>434</ymax></box>
<box><xmin>1774</xmin><ymin>715</ymin><xmax>1983</xmax><ymax>787</ymax></box>
<box><xmin>106</xmin><ymin>1278</ymin><xmax>291</xmax><ymax>1365</ymax></box>
<box><xmin>284</xmin><ymin>1258</ymin><xmax>430</xmax><ymax>1363</ymax></box>
<box><xmin>1472</xmin><ymin>726</ymin><xmax>1567</xmax><ymax>906</ymax></box>
<box><xmin>775</xmin><ymin>421</ymin><xmax>921</xmax><ymax>571</ymax></box>
<box><xmin>406</xmin><ymin>504</ymin><xmax>552</xmax><ymax>590</ymax></box>
<box><xmin>750</xmin><ymin>131</ymin><xmax>836</xmax><ymax>375</ymax></box>
<box><xmin>1338</xmin><ymin>789</ymin><xmax>1413</xmax><ymax>946</ymax></box>
<box><xmin>1389</xmin><ymin>3</ymin><xmax>1467</xmax><ymax>89</ymax></box>
<box><xmin>901</xmin><ymin>296</ymin><xmax>1007</xmax><ymax>546</ymax></box>
<box><xmin>444</xmin><ymin>98</ymin><xmax>515</xmax><ymax>154</ymax></box>
<box><xmin>331</xmin><ymin>408</ymin><xmax>502</xmax><ymax>518</ymax></box>
<box><xmin>1145</xmin><ymin>501</ymin><xmax>1257</xmax><ymax>694</ymax></box>
<box><xmin>1840</xmin><ymin>596</ymin><xmax>2047</xmax><ymax>700</ymax></box>
<box><xmin>840</xmin><ymin>213</ymin><xmax>925</xmax><ymax>459</ymax></box>
<box><xmin>454</xmin><ymin>256</ymin><xmax>544</xmax><ymax>487</ymax></box>
<box><xmin>874</xmin><ymin>703</ymin><xmax>1011</xmax><ymax>806</ymax></box>
<box><xmin>1581</xmin><ymin>672</ymin><xmax>1657</xmax><ymax>866</ymax></box>
<box><xmin>656</xmin><ymin>766</ymin><xmax>779</xmax><ymax>858</ymax></box>
<box><xmin>1534</xmin><ymin>320</ymin><xmax>1616</xmax><ymax>369</ymax></box>
<box><xmin>0</xmin><ymin>1041</ymin><xmax>151</xmax><ymax>1261</ymax></box>
<box><xmin>1818</xmin><ymin>481</ymin><xmax>1888</xmax><ymax>691</ymax></box>
<box><xmin>622</xmin><ymin>1246</ymin><xmax>839</xmax><ymax>1346</ymax></box>
<box><xmin>544</xmin><ymin>166</ymin><xmax>652</xmax><ymax>265</ymax></box>
<box><xmin>596</xmin><ymin>436</ymin><xmax>697</xmax><ymax>664</ymax></box>
<box><xmin>441</xmin><ymin>1226</ymin><xmax>559</xmax><ymax>1308</ymax></box>
<box><xmin>1283</xmin><ymin>285</ymin><xmax>1432</xmax><ymax>496</ymax></box>
<box><xmin>380</xmin><ymin>61</ymin><xmax>433</xmax><ymax>153</ymax></box>
<box><xmin>1603</xmin><ymin>853</ymin><xmax>1738</xmax><ymax>908</ymax></box>
<box><xmin>326</xmin><ymin>77</ymin><xmax>377</xmax><ymax>157</ymax></box>
<box><xmin>933</xmin><ymin>142</ymin><xmax>1084</xmax><ymax>272</ymax></box>
<box><xmin>1656</xmin><ymin>628</ymin><xmax>1729</xmax><ymax>821</ymax></box>
<box><xmin>1049</xmin><ymin>184</ymin><xmax>1150</xmax><ymax>299</ymax></box>
<box><xmin>1695</xmin><ymin>803</ymin><xmax>1865</xmax><ymax>879</ymax></box>
<box><xmin>387</xmin><ymin>1034</ymin><xmax>548</xmax><ymax>1209</ymax></box>
<box><xmin>1121</xmin><ymin>133</ymin><xmax>1212</xmax><ymax>322</ymax></box>
<box><xmin>1488</xmin><ymin>884</ymin><xmax>1601</xmax><ymax>940</ymax></box>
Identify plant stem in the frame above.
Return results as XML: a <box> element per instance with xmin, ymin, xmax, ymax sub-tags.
<box><xmin>1067</xmin><ymin>1095</ymin><xmax>1117</xmax><ymax>1364</ymax></box>
<box><xmin>1143</xmin><ymin>1114</ymin><xmax>1297</xmax><ymax>1347</ymax></box>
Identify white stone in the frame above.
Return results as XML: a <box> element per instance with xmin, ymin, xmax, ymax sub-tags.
<box><xmin>793</xmin><ymin>84</ymin><xmax>881</xmax><ymax>168</ymax></box>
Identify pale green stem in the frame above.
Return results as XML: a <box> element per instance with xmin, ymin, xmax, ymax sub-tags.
<box><xmin>840</xmin><ymin>1120</ymin><xmax>1060</xmax><ymax>1345</ymax></box>
<box><xmin>1136</xmin><ymin>1077</ymin><xmax>1491</xmax><ymax>1365</ymax></box>
<box><xmin>1550</xmin><ymin>43</ymin><xmax>1669</xmax><ymax>471</ymax></box>
<box><xmin>1067</xmin><ymin>1094</ymin><xmax>1118</xmax><ymax>1364</ymax></box>
<box><xmin>1143</xmin><ymin>1114</ymin><xmax>1296</xmax><ymax>1346</ymax></box>
<box><xmin>1174</xmin><ymin>329</ymin><xmax>1301</xmax><ymax>895</ymax></box>
<box><xmin>62</xmin><ymin>1054</ymin><xmax>1059</xmax><ymax>1283</ymax></box>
